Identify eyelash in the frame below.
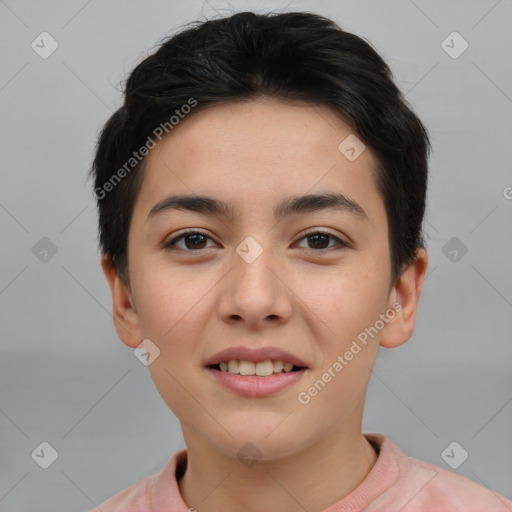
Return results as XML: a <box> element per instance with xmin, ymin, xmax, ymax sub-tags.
<box><xmin>162</xmin><ymin>229</ymin><xmax>349</xmax><ymax>253</ymax></box>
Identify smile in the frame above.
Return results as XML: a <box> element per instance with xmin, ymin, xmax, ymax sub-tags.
<box><xmin>209</xmin><ymin>359</ymin><xmax>305</xmax><ymax>377</ymax></box>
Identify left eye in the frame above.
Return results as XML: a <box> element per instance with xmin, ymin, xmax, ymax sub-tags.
<box><xmin>163</xmin><ymin>231</ymin><xmax>346</xmax><ymax>252</ymax></box>
<box><xmin>295</xmin><ymin>232</ymin><xmax>346</xmax><ymax>251</ymax></box>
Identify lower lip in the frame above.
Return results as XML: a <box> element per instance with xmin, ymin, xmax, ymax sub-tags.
<box><xmin>205</xmin><ymin>367</ymin><xmax>307</xmax><ymax>397</ymax></box>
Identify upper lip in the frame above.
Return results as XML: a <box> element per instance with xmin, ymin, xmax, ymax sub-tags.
<box><xmin>204</xmin><ymin>346</ymin><xmax>308</xmax><ymax>368</ymax></box>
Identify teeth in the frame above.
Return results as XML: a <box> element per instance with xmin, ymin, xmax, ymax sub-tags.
<box><xmin>215</xmin><ymin>359</ymin><xmax>301</xmax><ymax>376</ymax></box>
<box><xmin>239</xmin><ymin>360</ymin><xmax>255</xmax><ymax>376</ymax></box>
<box><xmin>255</xmin><ymin>360</ymin><xmax>273</xmax><ymax>376</ymax></box>
<box><xmin>273</xmin><ymin>360</ymin><xmax>283</xmax><ymax>373</ymax></box>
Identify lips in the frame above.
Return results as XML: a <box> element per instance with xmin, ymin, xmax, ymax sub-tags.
<box><xmin>204</xmin><ymin>345</ymin><xmax>309</xmax><ymax>369</ymax></box>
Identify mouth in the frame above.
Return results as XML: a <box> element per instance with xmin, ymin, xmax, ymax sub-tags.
<box><xmin>205</xmin><ymin>360</ymin><xmax>307</xmax><ymax>397</ymax></box>
<box><xmin>208</xmin><ymin>359</ymin><xmax>306</xmax><ymax>377</ymax></box>
<box><xmin>204</xmin><ymin>346</ymin><xmax>309</xmax><ymax>396</ymax></box>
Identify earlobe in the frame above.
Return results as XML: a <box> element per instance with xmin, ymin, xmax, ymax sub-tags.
<box><xmin>379</xmin><ymin>248</ymin><xmax>428</xmax><ymax>349</ymax></box>
<box><xmin>100</xmin><ymin>254</ymin><xmax>143</xmax><ymax>348</ymax></box>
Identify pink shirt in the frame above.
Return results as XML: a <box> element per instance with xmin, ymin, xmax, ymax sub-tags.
<box><xmin>91</xmin><ymin>433</ymin><xmax>512</xmax><ymax>511</ymax></box>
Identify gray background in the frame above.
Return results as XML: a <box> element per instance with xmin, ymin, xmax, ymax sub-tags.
<box><xmin>1</xmin><ymin>0</ymin><xmax>511</xmax><ymax>510</ymax></box>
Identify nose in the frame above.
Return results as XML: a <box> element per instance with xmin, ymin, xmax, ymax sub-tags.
<box><xmin>217</xmin><ymin>240</ymin><xmax>293</xmax><ymax>330</ymax></box>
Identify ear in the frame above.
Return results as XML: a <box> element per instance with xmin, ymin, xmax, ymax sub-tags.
<box><xmin>101</xmin><ymin>254</ymin><xmax>143</xmax><ymax>348</ymax></box>
<box><xmin>379</xmin><ymin>248</ymin><xmax>428</xmax><ymax>349</ymax></box>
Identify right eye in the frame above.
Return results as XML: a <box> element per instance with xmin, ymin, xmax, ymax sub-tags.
<box><xmin>162</xmin><ymin>230</ymin><xmax>218</xmax><ymax>252</ymax></box>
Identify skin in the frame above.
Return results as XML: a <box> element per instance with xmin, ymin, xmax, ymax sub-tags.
<box><xmin>101</xmin><ymin>97</ymin><xmax>428</xmax><ymax>512</ymax></box>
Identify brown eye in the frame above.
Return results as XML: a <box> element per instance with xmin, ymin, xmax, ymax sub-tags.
<box><xmin>163</xmin><ymin>231</ymin><xmax>216</xmax><ymax>251</ymax></box>
<box><xmin>296</xmin><ymin>231</ymin><xmax>347</xmax><ymax>251</ymax></box>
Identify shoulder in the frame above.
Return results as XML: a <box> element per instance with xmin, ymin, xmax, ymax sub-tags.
<box><xmin>87</xmin><ymin>473</ymin><xmax>156</xmax><ymax>512</ymax></box>
<box><xmin>85</xmin><ymin>449</ymin><xmax>188</xmax><ymax>512</ymax></box>
<box><xmin>383</xmin><ymin>437</ymin><xmax>512</xmax><ymax>511</ymax></box>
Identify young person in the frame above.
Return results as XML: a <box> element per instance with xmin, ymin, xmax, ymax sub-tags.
<box><xmin>88</xmin><ymin>10</ymin><xmax>512</xmax><ymax>511</ymax></box>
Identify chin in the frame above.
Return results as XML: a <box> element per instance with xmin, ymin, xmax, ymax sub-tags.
<box><xmin>205</xmin><ymin>425</ymin><xmax>308</xmax><ymax>464</ymax></box>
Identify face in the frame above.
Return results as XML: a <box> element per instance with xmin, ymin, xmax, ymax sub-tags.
<box><xmin>106</xmin><ymin>98</ymin><xmax>422</xmax><ymax>462</ymax></box>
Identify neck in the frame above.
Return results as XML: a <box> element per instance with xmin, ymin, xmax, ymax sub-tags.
<box><xmin>178</xmin><ymin>424</ymin><xmax>378</xmax><ymax>512</ymax></box>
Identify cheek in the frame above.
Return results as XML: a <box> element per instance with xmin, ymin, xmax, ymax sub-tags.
<box><xmin>316</xmin><ymin>263</ymin><xmax>390</xmax><ymax>342</ymax></box>
<box><xmin>298</xmin><ymin>272</ymin><xmax>385</xmax><ymax>416</ymax></box>
<box><xmin>132</xmin><ymin>262</ymin><xmax>213</xmax><ymax>339</ymax></box>
<box><xmin>138</xmin><ymin>268</ymin><xmax>211</xmax><ymax>415</ymax></box>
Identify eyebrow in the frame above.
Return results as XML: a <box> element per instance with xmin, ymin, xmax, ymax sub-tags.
<box><xmin>147</xmin><ymin>192</ymin><xmax>367</xmax><ymax>222</ymax></box>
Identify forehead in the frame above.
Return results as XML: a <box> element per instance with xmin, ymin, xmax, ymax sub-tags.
<box><xmin>133</xmin><ymin>98</ymin><xmax>383</xmax><ymax>222</ymax></box>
